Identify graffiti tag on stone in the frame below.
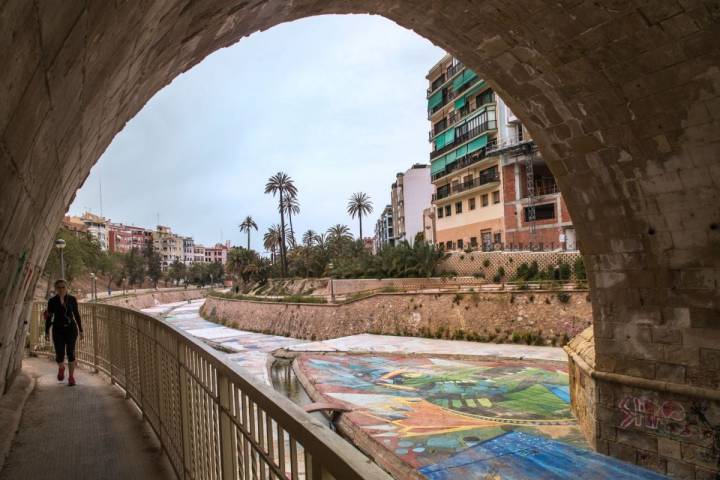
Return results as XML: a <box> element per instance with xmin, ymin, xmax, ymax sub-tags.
<box><xmin>619</xmin><ymin>395</ymin><xmax>698</xmax><ymax>438</ymax></box>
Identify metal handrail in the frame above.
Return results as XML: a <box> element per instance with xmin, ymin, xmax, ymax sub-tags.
<box><xmin>27</xmin><ymin>302</ymin><xmax>390</xmax><ymax>480</ymax></box>
<box><xmin>430</xmin><ymin>120</ymin><xmax>497</xmax><ymax>160</ymax></box>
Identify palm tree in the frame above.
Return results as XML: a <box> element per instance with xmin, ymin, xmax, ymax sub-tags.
<box><xmin>327</xmin><ymin>224</ymin><xmax>352</xmax><ymax>241</ymax></box>
<box><xmin>239</xmin><ymin>216</ymin><xmax>258</xmax><ymax>250</ymax></box>
<box><xmin>264</xmin><ymin>172</ymin><xmax>297</xmax><ymax>276</ymax></box>
<box><xmin>281</xmin><ymin>193</ymin><xmax>300</xmax><ymax>248</ymax></box>
<box><xmin>347</xmin><ymin>192</ymin><xmax>373</xmax><ymax>239</ymax></box>
<box><xmin>314</xmin><ymin>233</ymin><xmax>327</xmax><ymax>249</ymax></box>
<box><xmin>263</xmin><ymin>225</ymin><xmax>282</xmax><ymax>265</ymax></box>
<box><xmin>302</xmin><ymin>230</ymin><xmax>317</xmax><ymax>247</ymax></box>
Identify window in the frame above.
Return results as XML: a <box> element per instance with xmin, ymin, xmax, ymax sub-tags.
<box><xmin>445</xmin><ymin>241</ymin><xmax>453</xmax><ymax>250</ymax></box>
<box><xmin>481</xmin><ymin>194</ymin><xmax>489</xmax><ymax>207</ymax></box>
<box><xmin>457</xmin><ymin>239</ymin><xmax>464</xmax><ymax>249</ymax></box>
<box><xmin>476</xmin><ymin>89</ymin><xmax>494</xmax><ymax>107</ymax></box>
<box><xmin>455</xmin><ymin>202</ymin><xmax>463</xmax><ymax>214</ymax></box>
<box><xmin>493</xmin><ymin>191</ymin><xmax>500</xmax><ymax>204</ymax></box>
<box><xmin>433</xmin><ymin>118</ymin><xmax>448</xmax><ymax>134</ymax></box>
<box><xmin>445</xmin><ymin>205</ymin><xmax>452</xmax><ymax>217</ymax></box>
<box><xmin>516</xmin><ymin>123</ymin><xmax>524</xmax><ymax>142</ymax></box>
<box><xmin>494</xmin><ymin>233</ymin><xmax>502</xmax><ymax>244</ymax></box>
<box><xmin>469</xmin><ymin>198</ymin><xmax>476</xmax><ymax>210</ymax></box>
<box><xmin>437</xmin><ymin>207</ymin><xmax>444</xmax><ymax>218</ymax></box>
<box><xmin>470</xmin><ymin>237</ymin><xmax>478</xmax><ymax>247</ymax></box>
<box><xmin>524</xmin><ymin>203</ymin><xmax>556</xmax><ymax>221</ymax></box>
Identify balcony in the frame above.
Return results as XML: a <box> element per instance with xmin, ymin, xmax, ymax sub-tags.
<box><xmin>433</xmin><ymin>171</ymin><xmax>500</xmax><ymax>201</ymax></box>
<box><xmin>428</xmin><ymin>96</ymin><xmax>495</xmax><ymax>141</ymax></box>
<box><xmin>524</xmin><ymin>179</ymin><xmax>559</xmax><ymax>197</ymax></box>
<box><xmin>426</xmin><ymin>62</ymin><xmax>464</xmax><ymax>98</ymax></box>
<box><xmin>430</xmin><ymin>120</ymin><xmax>497</xmax><ymax>160</ymax></box>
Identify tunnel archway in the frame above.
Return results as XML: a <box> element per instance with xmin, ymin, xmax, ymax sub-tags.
<box><xmin>2</xmin><ymin>1</ymin><xmax>719</xmax><ymax>475</ymax></box>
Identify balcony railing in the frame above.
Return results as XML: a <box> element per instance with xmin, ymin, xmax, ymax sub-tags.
<box><xmin>428</xmin><ymin>97</ymin><xmax>495</xmax><ymax>141</ymax></box>
<box><xmin>426</xmin><ymin>62</ymin><xmax>464</xmax><ymax>98</ymax></box>
<box><xmin>433</xmin><ymin>171</ymin><xmax>500</xmax><ymax>201</ymax></box>
<box><xmin>430</xmin><ymin>120</ymin><xmax>497</xmax><ymax>160</ymax></box>
<box><xmin>28</xmin><ymin>302</ymin><xmax>389</xmax><ymax>480</ymax></box>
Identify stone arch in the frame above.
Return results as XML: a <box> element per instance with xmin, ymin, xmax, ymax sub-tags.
<box><xmin>1</xmin><ymin>1</ymin><xmax>719</xmax><ymax>475</ymax></box>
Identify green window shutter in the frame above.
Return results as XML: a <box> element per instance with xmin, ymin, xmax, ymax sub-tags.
<box><xmin>467</xmin><ymin>134</ymin><xmax>489</xmax><ymax>154</ymax></box>
<box><xmin>454</xmin><ymin>96</ymin><xmax>466</xmax><ymax>109</ymax></box>
<box><xmin>431</xmin><ymin>157</ymin><xmax>446</xmax><ymax>175</ymax></box>
<box><xmin>434</xmin><ymin>128</ymin><xmax>456</xmax><ymax>150</ymax></box>
<box><xmin>452</xmin><ymin>69</ymin><xmax>479</xmax><ymax>91</ymax></box>
<box><xmin>428</xmin><ymin>90</ymin><xmax>443</xmax><ymax>109</ymax></box>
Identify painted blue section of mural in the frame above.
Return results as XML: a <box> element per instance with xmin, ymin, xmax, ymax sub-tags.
<box><xmin>418</xmin><ymin>431</ymin><xmax>669</xmax><ymax>480</ymax></box>
<box><xmin>546</xmin><ymin>384</ymin><xmax>570</xmax><ymax>403</ymax></box>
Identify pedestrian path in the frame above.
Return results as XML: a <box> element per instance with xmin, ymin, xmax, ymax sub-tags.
<box><xmin>0</xmin><ymin>357</ymin><xmax>174</xmax><ymax>480</ymax></box>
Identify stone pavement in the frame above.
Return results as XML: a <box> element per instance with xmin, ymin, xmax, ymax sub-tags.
<box><xmin>0</xmin><ymin>357</ymin><xmax>175</xmax><ymax>480</ymax></box>
<box><xmin>284</xmin><ymin>333</ymin><xmax>568</xmax><ymax>361</ymax></box>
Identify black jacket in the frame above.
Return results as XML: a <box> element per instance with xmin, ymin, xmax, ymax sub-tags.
<box><xmin>45</xmin><ymin>294</ymin><xmax>83</xmax><ymax>335</ymax></box>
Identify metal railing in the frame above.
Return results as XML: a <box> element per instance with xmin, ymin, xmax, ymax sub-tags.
<box><xmin>430</xmin><ymin>120</ymin><xmax>497</xmax><ymax>160</ymax></box>
<box><xmin>433</xmin><ymin>171</ymin><xmax>500</xmax><ymax>201</ymax></box>
<box><xmin>28</xmin><ymin>302</ymin><xmax>389</xmax><ymax>480</ymax></box>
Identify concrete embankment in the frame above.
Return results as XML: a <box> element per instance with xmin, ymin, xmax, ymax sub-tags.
<box><xmin>201</xmin><ymin>290</ymin><xmax>592</xmax><ymax>346</ymax></box>
<box><xmin>100</xmin><ymin>288</ymin><xmax>207</xmax><ymax>310</ymax></box>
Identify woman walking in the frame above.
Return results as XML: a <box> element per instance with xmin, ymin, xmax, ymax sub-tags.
<box><xmin>45</xmin><ymin>279</ymin><xmax>84</xmax><ymax>386</ymax></box>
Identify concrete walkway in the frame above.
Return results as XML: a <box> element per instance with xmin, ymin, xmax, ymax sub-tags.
<box><xmin>0</xmin><ymin>357</ymin><xmax>175</xmax><ymax>480</ymax></box>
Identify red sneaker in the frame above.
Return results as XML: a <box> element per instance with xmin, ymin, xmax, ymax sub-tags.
<box><xmin>57</xmin><ymin>365</ymin><xmax>65</xmax><ymax>381</ymax></box>
<box><xmin>68</xmin><ymin>375</ymin><xmax>76</xmax><ymax>387</ymax></box>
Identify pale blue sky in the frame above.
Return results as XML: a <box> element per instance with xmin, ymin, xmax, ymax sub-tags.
<box><xmin>70</xmin><ymin>15</ymin><xmax>443</xmax><ymax>251</ymax></box>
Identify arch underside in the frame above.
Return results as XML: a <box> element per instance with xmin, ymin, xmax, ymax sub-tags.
<box><xmin>1</xmin><ymin>0</ymin><xmax>718</xmax><ymax>475</ymax></box>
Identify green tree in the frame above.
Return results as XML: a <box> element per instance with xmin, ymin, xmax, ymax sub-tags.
<box><xmin>239</xmin><ymin>216</ymin><xmax>258</xmax><ymax>250</ymax></box>
<box><xmin>302</xmin><ymin>230</ymin><xmax>317</xmax><ymax>247</ymax></box>
<box><xmin>143</xmin><ymin>241</ymin><xmax>162</xmax><ymax>287</ymax></box>
<box><xmin>347</xmin><ymin>192</ymin><xmax>373</xmax><ymax>239</ymax></box>
<box><xmin>124</xmin><ymin>248</ymin><xmax>145</xmax><ymax>287</ymax></box>
<box><xmin>168</xmin><ymin>259</ymin><xmax>187</xmax><ymax>285</ymax></box>
<box><xmin>264</xmin><ymin>172</ymin><xmax>297</xmax><ymax>277</ymax></box>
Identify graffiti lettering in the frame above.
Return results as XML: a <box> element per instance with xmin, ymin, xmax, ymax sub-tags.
<box><xmin>618</xmin><ymin>395</ymin><xmax>699</xmax><ymax>438</ymax></box>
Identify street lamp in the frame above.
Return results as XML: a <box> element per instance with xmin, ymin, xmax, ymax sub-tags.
<box><xmin>55</xmin><ymin>239</ymin><xmax>66</xmax><ymax>280</ymax></box>
<box><xmin>328</xmin><ymin>262</ymin><xmax>335</xmax><ymax>303</ymax></box>
<box><xmin>89</xmin><ymin>273</ymin><xmax>97</xmax><ymax>302</ymax></box>
<box><xmin>210</xmin><ymin>273</ymin><xmax>214</xmax><ymax>289</ymax></box>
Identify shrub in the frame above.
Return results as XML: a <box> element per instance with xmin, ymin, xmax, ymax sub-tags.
<box><xmin>529</xmin><ymin>294</ymin><xmax>535</xmax><ymax>303</ymax></box>
<box><xmin>452</xmin><ymin>293</ymin><xmax>463</xmax><ymax>304</ymax></box>
<box><xmin>558</xmin><ymin>262</ymin><xmax>572</xmax><ymax>280</ymax></box>
<box><xmin>483</xmin><ymin>259</ymin><xmax>491</xmax><ymax>267</ymax></box>
<box><xmin>493</xmin><ymin>273</ymin><xmax>502</xmax><ymax>283</ymax></box>
<box><xmin>460</xmin><ymin>255</ymin><xmax>465</xmax><ymax>260</ymax></box>
<box><xmin>511</xmin><ymin>333</ymin><xmax>522</xmax><ymax>343</ymax></box>
<box><xmin>574</xmin><ymin>257</ymin><xmax>586</xmax><ymax>280</ymax></box>
<box><xmin>497</xmin><ymin>266</ymin><xmax>505</xmax><ymax>278</ymax></box>
<box><xmin>440</xmin><ymin>270</ymin><xmax>458</xmax><ymax>278</ymax></box>
<box><xmin>473</xmin><ymin>272</ymin><xmax>485</xmax><ymax>279</ymax></box>
<box><xmin>557</xmin><ymin>292</ymin><xmax>571</xmax><ymax>304</ymax></box>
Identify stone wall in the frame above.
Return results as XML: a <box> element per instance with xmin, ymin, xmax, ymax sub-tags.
<box><xmin>201</xmin><ymin>291</ymin><xmax>592</xmax><ymax>346</ymax></box>
<box><xmin>439</xmin><ymin>250</ymin><xmax>583</xmax><ymax>279</ymax></box>
<box><xmin>328</xmin><ymin>277</ymin><xmax>489</xmax><ymax>295</ymax></box>
<box><xmin>100</xmin><ymin>289</ymin><xmax>206</xmax><ymax>310</ymax></box>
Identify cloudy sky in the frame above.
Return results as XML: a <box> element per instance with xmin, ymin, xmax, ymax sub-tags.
<box><xmin>69</xmin><ymin>15</ymin><xmax>443</xmax><ymax>251</ymax></box>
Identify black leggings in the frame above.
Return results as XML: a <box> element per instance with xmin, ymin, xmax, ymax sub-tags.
<box><xmin>53</xmin><ymin>327</ymin><xmax>78</xmax><ymax>363</ymax></box>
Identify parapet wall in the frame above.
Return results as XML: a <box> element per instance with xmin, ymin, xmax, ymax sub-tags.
<box><xmin>100</xmin><ymin>288</ymin><xmax>206</xmax><ymax>310</ymax></box>
<box><xmin>201</xmin><ymin>290</ymin><xmax>592</xmax><ymax>345</ymax></box>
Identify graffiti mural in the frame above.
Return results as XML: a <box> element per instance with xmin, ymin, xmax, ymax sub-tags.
<box><xmin>619</xmin><ymin>395</ymin><xmax>701</xmax><ymax>439</ymax></box>
<box><xmin>298</xmin><ymin>354</ymin><xmax>668</xmax><ymax>479</ymax></box>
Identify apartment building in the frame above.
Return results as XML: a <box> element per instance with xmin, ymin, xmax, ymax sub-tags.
<box><xmin>80</xmin><ymin>212</ymin><xmax>109</xmax><ymax>251</ymax></box>
<box><xmin>427</xmin><ymin>55</ymin><xmax>574</xmax><ymax>251</ymax></box>
<box><xmin>204</xmin><ymin>243</ymin><xmax>229</xmax><ymax>264</ymax></box>
<box><xmin>62</xmin><ymin>216</ymin><xmax>88</xmax><ymax>237</ymax></box>
<box><xmin>373</xmin><ymin>205</ymin><xmax>395</xmax><ymax>252</ymax></box>
<box><xmin>153</xmin><ymin>225</ymin><xmax>184</xmax><ymax>270</ymax></box>
<box><xmin>390</xmin><ymin>164</ymin><xmax>433</xmax><ymax>245</ymax></box>
<box><xmin>108</xmin><ymin>223</ymin><xmax>154</xmax><ymax>253</ymax></box>
<box><xmin>182</xmin><ymin>237</ymin><xmax>195</xmax><ymax>265</ymax></box>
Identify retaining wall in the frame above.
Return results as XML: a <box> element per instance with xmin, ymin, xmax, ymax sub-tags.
<box><xmin>201</xmin><ymin>291</ymin><xmax>592</xmax><ymax>346</ymax></box>
<box><xmin>100</xmin><ymin>288</ymin><xmax>206</xmax><ymax>310</ymax></box>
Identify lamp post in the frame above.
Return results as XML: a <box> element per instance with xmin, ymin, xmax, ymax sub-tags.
<box><xmin>210</xmin><ymin>273</ymin><xmax>214</xmax><ymax>289</ymax></box>
<box><xmin>89</xmin><ymin>273</ymin><xmax>97</xmax><ymax>301</ymax></box>
<box><xmin>328</xmin><ymin>262</ymin><xmax>335</xmax><ymax>303</ymax></box>
<box><xmin>55</xmin><ymin>239</ymin><xmax>66</xmax><ymax>280</ymax></box>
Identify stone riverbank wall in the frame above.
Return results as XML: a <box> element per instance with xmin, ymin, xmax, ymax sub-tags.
<box><xmin>100</xmin><ymin>288</ymin><xmax>206</xmax><ymax>310</ymax></box>
<box><xmin>201</xmin><ymin>290</ymin><xmax>592</xmax><ymax>346</ymax></box>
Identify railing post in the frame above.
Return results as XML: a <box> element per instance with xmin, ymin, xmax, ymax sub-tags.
<box><xmin>178</xmin><ymin>344</ymin><xmax>191</xmax><ymax>479</ymax></box>
<box><xmin>122</xmin><ymin>311</ymin><xmax>131</xmax><ymax>399</ymax></box>
<box><xmin>218</xmin><ymin>373</ymin><xmax>236</xmax><ymax>480</ymax></box>
<box><xmin>92</xmin><ymin>305</ymin><xmax>99</xmax><ymax>373</ymax></box>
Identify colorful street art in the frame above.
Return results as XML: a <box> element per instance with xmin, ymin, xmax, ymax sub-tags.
<box><xmin>297</xmin><ymin>354</ymin><xmax>669</xmax><ymax>479</ymax></box>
